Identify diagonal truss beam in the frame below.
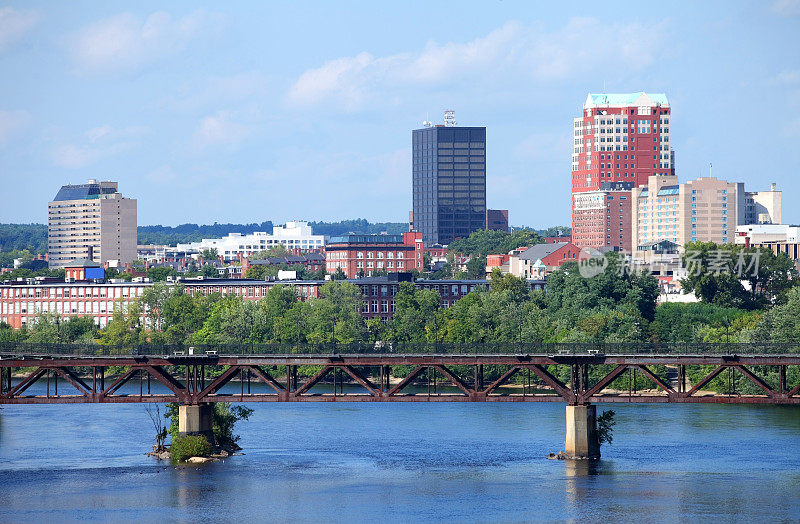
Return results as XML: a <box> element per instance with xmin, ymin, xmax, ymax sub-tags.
<box><xmin>53</xmin><ymin>367</ymin><xmax>91</xmax><ymax>397</ymax></box>
<box><xmin>339</xmin><ymin>365</ymin><xmax>380</xmax><ymax>396</ymax></box>
<box><xmin>196</xmin><ymin>365</ymin><xmax>241</xmax><ymax>400</ymax></box>
<box><xmin>294</xmin><ymin>366</ymin><xmax>332</xmax><ymax>396</ymax></box>
<box><xmin>248</xmin><ymin>365</ymin><xmax>285</xmax><ymax>394</ymax></box>
<box><xmin>483</xmin><ymin>366</ymin><xmax>519</xmax><ymax>395</ymax></box>
<box><xmin>583</xmin><ymin>364</ymin><xmax>628</xmax><ymax>399</ymax></box>
<box><xmin>6</xmin><ymin>367</ymin><xmax>47</xmax><ymax>398</ymax></box>
<box><xmin>386</xmin><ymin>365</ymin><xmax>426</xmax><ymax>397</ymax></box>
<box><xmin>735</xmin><ymin>365</ymin><xmax>777</xmax><ymax>398</ymax></box>
<box><xmin>635</xmin><ymin>365</ymin><xmax>676</xmax><ymax>396</ymax></box>
<box><xmin>433</xmin><ymin>365</ymin><xmax>471</xmax><ymax>396</ymax></box>
<box><xmin>684</xmin><ymin>365</ymin><xmax>726</xmax><ymax>397</ymax></box>
<box><xmin>527</xmin><ymin>364</ymin><xmax>573</xmax><ymax>401</ymax></box>
<box><xmin>101</xmin><ymin>368</ymin><xmax>139</xmax><ymax>397</ymax></box>
<box><xmin>788</xmin><ymin>381</ymin><xmax>800</xmax><ymax>398</ymax></box>
<box><xmin>143</xmin><ymin>365</ymin><xmax>188</xmax><ymax>400</ymax></box>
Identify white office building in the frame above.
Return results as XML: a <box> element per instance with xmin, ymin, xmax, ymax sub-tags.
<box><xmin>177</xmin><ymin>221</ymin><xmax>326</xmax><ymax>261</ymax></box>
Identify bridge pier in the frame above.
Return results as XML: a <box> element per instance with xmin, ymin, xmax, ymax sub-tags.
<box><xmin>178</xmin><ymin>404</ymin><xmax>214</xmax><ymax>443</ymax></box>
<box><xmin>564</xmin><ymin>404</ymin><xmax>600</xmax><ymax>459</ymax></box>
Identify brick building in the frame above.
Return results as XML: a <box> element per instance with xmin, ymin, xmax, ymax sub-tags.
<box><xmin>0</xmin><ymin>273</ymin><xmax>487</xmax><ymax>328</ymax></box>
<box><xmin>572</xmin><ymin>182</ymin><xmax>633</xmax><ymax>251</ymax></box>
<box><xmin>571</xmin><ymin>92</ymin><xmax>673</xmax><ymax>252</ymax></box>
<box><xmin>325</xmin><ymin>232</ymin><xmax>424</xmax><ymax>278</ymax></box>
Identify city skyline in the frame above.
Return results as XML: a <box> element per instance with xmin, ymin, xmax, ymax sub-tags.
<box><xmin>1</xmin><ymin>1</ymin><xmax>799</xmax><ymax>227</ymax></box>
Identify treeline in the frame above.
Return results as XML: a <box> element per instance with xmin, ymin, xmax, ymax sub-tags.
<box><xmin>2</xmin><ymin>252</ymin><xmax>798</xmax><ymax>393</ymax></box>
<box><xmin>0</xmin><ymin>220</ymin><xmax>409</xmax><ymax>252</ymax></box>
<box><xmin>0</xmin><ymin>224</ymin><xmax>48</xmax><ymax>253</ymax></box>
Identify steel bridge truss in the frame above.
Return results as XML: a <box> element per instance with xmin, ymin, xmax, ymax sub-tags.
<box><xmin>1</xmin><ymin>354</ymin><xmax>799</xmax><ymax>405</ymax></box>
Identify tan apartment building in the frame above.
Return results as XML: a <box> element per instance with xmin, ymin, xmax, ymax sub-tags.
<box><xmin>632</xmin><ymin>176</ymin><xmax>740</xmax><ymax>250</ymax></box>
<box><xmin>48</xmin><ymin>180</ymin><xmax>137</xmax><ymax>268</ymax></box>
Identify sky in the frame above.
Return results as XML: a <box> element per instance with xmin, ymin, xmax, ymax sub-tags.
<box><xmin>1</xmin><ymin>0</ymin><xmax>799</xmax><ymax>227</ymax></box>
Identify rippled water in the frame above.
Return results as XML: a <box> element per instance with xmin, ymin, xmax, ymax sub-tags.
<box><xmin>1</xmin><ymin>381</ymin><xmax>799</xmax><ymax>522</ymax></box>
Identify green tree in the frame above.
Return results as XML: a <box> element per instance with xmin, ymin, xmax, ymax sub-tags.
<box><xmin>250</xmin><ymin>245</ymin><xmax>291</xmax><ymax>259</ymax></box>
<box><xmin>200</xmin><ymin>248</ymin><xmax>218</xmax><ymax>261</ymax></box>
<box><xmin>390</xmin><ymin>282</ymin><xmax>440</xmax><ymax>343</ymax></box>
<box><xmin>306</xmin><ymin>281</ymin><xmax>365</xmax><ymax>344</ymax></box>
<box><xmin>146</xmin><ymin>266</ymin><xmax>178</xmax><ymax>282</ymax></box>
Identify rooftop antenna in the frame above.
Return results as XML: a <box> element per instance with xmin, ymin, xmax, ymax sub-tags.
<box><xmin>422</xmin><ymin>111</ymin><xmax>432</xmax><ymax>128</ymax></box>
<box><xmin>444</xmin><ymin>110</ymin><xmax>456</xmax><ymax>127</ymax></box>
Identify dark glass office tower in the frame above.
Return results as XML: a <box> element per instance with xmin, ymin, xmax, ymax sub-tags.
<box><xmin>412</xmin><ymin>125</ymin><xmax>486</xmax><ymax>245</ymax></box>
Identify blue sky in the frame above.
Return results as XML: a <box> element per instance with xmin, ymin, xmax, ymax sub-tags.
<box><xmin>1</xmin><ymin>0</ymin><xmax>799</xmax><ymax>227</ymax></box>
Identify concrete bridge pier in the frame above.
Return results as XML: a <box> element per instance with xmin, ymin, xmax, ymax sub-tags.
<box><xmin>178</xmin><ymin>403</ymin><xmax>215</xmax><ymax>443</ymax></box>
<box><xmin>564</xmin><ymin>404</ymin><xmax>600</xmax><ymax>459</ymax></box>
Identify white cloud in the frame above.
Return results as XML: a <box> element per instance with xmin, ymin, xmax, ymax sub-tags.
<box><xmin>52</xmin><ymin>124</ymin><xmax>147</xmax><ymax>168</ymax></box>
<box><xmin>71</xmin><ymin>10</ymin><xmax>221</xmax><ymax>74</ymax></box>
<box><xmin>165</xmin><ymin>71</ymin><xmax>271</xmax><ymax>113</ymax></box>
<box><xmin>771</xmin><ymin>0</ymin><xmax>800</xmax><ymax>16</ymax></box>
<box><xmin>773</xmin><ymin>69</ymin><xmax>800</xmax><ymax>85</ymax></box>
<box><xmin>0</xmin><ymin>109</ymin><xmax>31</xmax><ymax>146</ymax></box>
<box><xmin>0</xmin><ymin>7</ymin><xmax>39</xmax><ymax>52</ymax></box>
<box><xmin>288</xmin><ymin>18</ymin><xmax>669</xmax><ymax>110</ymax></box>
<box><xmin>192</xmin><ymin>111</ymin><xmax>249</xmax><ymax>148</ymax></box>
<box><xmin>52</xmin><ymin>144</ymin><xmax>102</xmax><ymax>169</ymax></box>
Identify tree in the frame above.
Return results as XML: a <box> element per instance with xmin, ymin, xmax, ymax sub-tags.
<box><xmin>306</xmin><ymin>281</ymin><xmax>365</xmax><ymax>344</ymax></box>
<box><xmin>201</xmin><ymin>264</ymin><xmax>219</xmax><ymax>278</ymax></box>
<box><xmin>390</xmin><ymin>282</ymin><xmax>440</xmax><ymax>343</ymax></box>
<box><xmin>597</xmin><ymin>409</ymin><xmax>615</xmax><ymax>445</ymax></box>
<box><xmin>250</xmin><ymin>245</ymin><xmax>290</xmax><ymax>259</ymax></box>
<box><xmin>166</xmin><ymin>402</ymin><xmax>253</xmax><ymax>449</ymax></box>
<box><xmin>465</xmin><ymin>255</ymin><xmax>487</xmax><ymax>279</ymax></box>
<box><xmin>245</xmin><ymin>264</ymin><xmax>277</xmax><ymax>280</ymax></box>
<box><xmin>488</xmin><ymin>269</ymin><xmax>529</xmax><ymax>302</ymax></box>
<box><xmin>200</xmin><ymin>248</ymin><xmax>218</xmax><ymax>261</ymax></box>
<box><xmin>448</xmin><ymin>228</ymin><xmax>544</xmax><ymax>256</ymax></box>
<box><xmin>146</xmin><ymin>266</ymin><xmax>177</xmax><ymax>282</ymax></box>
<box><xmin>146</xmin><ymin>404</ymin><xmax>168</xmax><ymax>453</ymax></box>
<box><xmin>680</xmin><ymin>242</ymin><xmax>757</xmax><ymax>309</ymax></box>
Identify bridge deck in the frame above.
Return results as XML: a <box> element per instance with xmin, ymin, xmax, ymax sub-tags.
<box><xmin>1</xmin><ymin>352</ymin><xmax>798</xmax><ymax>405</ymax></box>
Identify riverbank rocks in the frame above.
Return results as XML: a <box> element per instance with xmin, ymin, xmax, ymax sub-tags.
<box><xmin>547</xmin><ymin>451</ymin><xmax>568</xmax><ymax>460</ymax></box>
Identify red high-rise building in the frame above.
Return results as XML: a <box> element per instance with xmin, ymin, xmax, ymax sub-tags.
<box><xmin>571</xmin><ymin>92</ymin><xmax>674</xmax><ymax>251</ymax></box>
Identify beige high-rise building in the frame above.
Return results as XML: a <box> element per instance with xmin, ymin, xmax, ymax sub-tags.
<box><xmin>632</xmin><ymin>176</ymin><xmax>739</xmax><ymax>249</ymax></box>
<box><xmin>48</xmin><ymin>180</ymin><xmax>137</xmax><ymax>268</ymax></box>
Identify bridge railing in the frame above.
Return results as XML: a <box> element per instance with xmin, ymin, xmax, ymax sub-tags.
<box><xmin>1</xmin><ymin>341</ymin><xmax>799</xmax><ymax>357</ymax></box>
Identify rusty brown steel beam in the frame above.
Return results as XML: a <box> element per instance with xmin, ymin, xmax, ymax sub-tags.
<box><xmin>483</xmin><ymin>366</ymin><xmax>519</xmax><ymax>395</ymax></box>
<box><xmin>5</xmin><ymin>367</ymin><xmax>47</xmax><ymax>398</ymax></box>
<box><xmin>684</xmin><ymin>365</ymin><xmax>726</xmax><ymax>397</ymax></box>
<box><xmin>100</xmin><ymin>368</ymin><xmax>138</xmax><ymax>398</ymax></box>
<box><xmin>635</xmin><ymin>365</ymin><xmax>676</xmax><ymax>397</ymax></box>
<box><xmin>142</xmin><ymin>365</ymin><xmax>189</xmax><ymax>402</ymax></box>
<box><xmin>294</xmin><ymin>366</ymin><xmax>332</xmax><ymax>396</ymax></box>
<box><xmin>2</xmin><ymin>354</ymin><xmax>800</xmax><ymax>367</ymax></box>
<box><xmin>581</xmin><ymin>364</ymin><xmax>628</xmax><ymax>400</ymax></box>
<box><xmin>526</xmin><ymin>364</ymin><xmax>574</xmax><ymax>402</ymax></box>
<box><xmin>432</xmin><ymin>365</ymin><xmax>472</xmax><ymax>397</ymax></box>
<box><xmin>2</xmin><ymin>391</ymin><xmax>798</xmax><ymax>404</ymax></box>
<box><xmin>339</xmin><ymin>365</ymin><xmax>380</xmax><ymax>397</ymax></box>
<box><xmin>195</xmin><ymin>365</ymin><xmax>241</xmax><ymax>401</ymax></box>
<box><xmin>735</xmin><ymin>365</ymin><xmax>778</xmax><ymax>398</ymax></box>
<box><xmin>786</xmin><ymin>381</ymin><xmax>800</xmax><ymax>398</ymax></box>
<box><xmin>385</xmin><ymin>365</ymin><xmax>426</xmax><ymax>396</ymax></box>
<box><xmin>53</xmin><ymin>367</ymin><xmax>91</xmax><ymax>398</ymax></box>
<box><xmin>247</xmin><ymin>365</ymin><xmax>285</xmax><ymax>394</ymax></box>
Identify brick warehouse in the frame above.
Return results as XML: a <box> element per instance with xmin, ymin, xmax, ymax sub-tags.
<box><xmin>0</xmin><ymin>271</ymin><xmax>487</xmax><ymax>328</ymax></box>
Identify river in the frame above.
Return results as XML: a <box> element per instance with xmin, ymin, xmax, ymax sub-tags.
<box><xmin>0</xmin><ymin>380</ymin><xmax>799</xmax><ymax>522</ymax></box>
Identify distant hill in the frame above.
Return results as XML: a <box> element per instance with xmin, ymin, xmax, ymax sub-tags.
<box><xmin>0</xmin><ymin>220</ymin><xmax>409</xmax><ymax>251</ymax></box>
<box><xmin>0</xmin><ymin>224</ymin><xmax>48</xmax><ymax>252</ymax></box>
